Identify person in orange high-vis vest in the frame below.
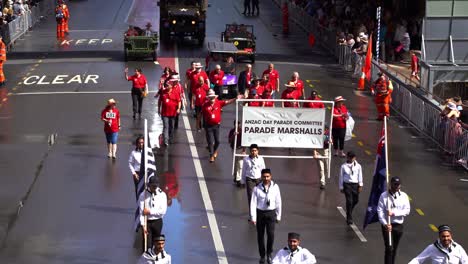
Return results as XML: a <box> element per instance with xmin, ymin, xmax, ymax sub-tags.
<box><xmin>55</xmin><ymin>0</ymin><xmax>70</xmax><ymax>39</ymax></box>
<box><xmin>0</xmin><ymin>36</ymin><xmax>6</xmax><ymax>85</ymax></box>
<box><xmin>371</xmin><ymin>73</ymin><xmax>393</xmax><ymax>120</ymax></box>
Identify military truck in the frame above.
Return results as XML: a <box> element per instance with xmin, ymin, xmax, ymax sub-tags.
<box><xmin>158</xmin><ymin>0</ymin><xmax>207</xmax><ymax>45</ymax></box>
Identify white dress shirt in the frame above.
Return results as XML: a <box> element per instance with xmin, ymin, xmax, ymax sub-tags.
<box><xmin>338</xmin><ymin>160</ymin><xmax>363</xmax><ymax>190</ymax></box>
<box><xmin>128</xmin><ymin>149</ymin><xmax>142</xmax><ymax>175</ymax></box>
<box><xmin>408</xmin><ymin>240</ymin><xmax>468</xmax><ymax>264</ymax></box>
<box><xmin>377</xmin><ymin>190</ymin><xmax>410</xmax><ymax>225</ymax></box>
<box><xmin>250</xmin><ymin>181</ymin><xmax>282</xmax><ymax>222</ymax></box>
<box><xmin>272</xmin><ymin>246</ymin><xmax>317</xmax><ymax>264</ymax></box>
<box><xmin>241</xmin><ymin>155</ymin><xmax>266</xmax><ymax>184</ymax></box>
<box><xmin>138</xmin><ymin>188</ymin><xmax>168</xmax><ymax>225</ymax></box>
<box><xmin>137</xmin><ymin>248</ymin><xmax>172</xmax><ymax>264</ymax></box>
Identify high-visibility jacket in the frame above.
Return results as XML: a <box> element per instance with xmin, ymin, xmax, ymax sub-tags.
<box><xmin>0</xmin><ymin>40</ymin><xmax>6</xmax><ymax>61</ymax></box>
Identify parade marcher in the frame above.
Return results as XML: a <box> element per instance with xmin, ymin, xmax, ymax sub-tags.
<box><xmin>409</xmin><ymin>225</ymin><xmax>468</xmax><ymax>264</ymax></box>
<box><xmin>332</xmin><ymin>96</ymin><xmax>349</xmax><ymax>157</ymax></box>
<box><xmin>100</xmin><ymin>99</ymin><xmax>120</xmax><ymax>159</ymax></box>
<box><xmin>377</xmin><ymin>176</ymin><xmax>411</xmax><ymax>264</ymax></box>
<box><xmin>125</xmin><ymin>67</ymin><xmax>149</xmax><ymax>119</ymax></box>
<box><xmin>138</xmin><ymin>176</ymin><xmax>168</xmax><ymax>250</ymax></box>
<box><xmin>201</xmin><ymin>89</ymin><xmax>238</xmax><ymax>162</ymax></box>
<box><xmin>55</xmin><ymin>0</ymin><xmax>70</xmax><ymax>38</ymax></box>
<box><xmin>272</xmin><ymin>232</ymin><xmax>317</xmax><ymax>264</ymax></box>
<box><xmin>338</xmin><ymin>151</ymin><xmax>363</xmax><ymax>225</ymax></box>
<box><xmin>156</xmin><ymin>67</ymin><xmax>172</xmax><ymax>98</ymax></box>
<box><xmin>371</xmin><ymin>72</ymin><xmax>393</xmax><ymax>120</ymax></box>
<box><xmin>303</xmin><ymin>90</ymin><xmax>324</xmax><ymax>109</ymax></box>
<box><xmin>281</xmin><ymin>81</ymin><xmax>300</xmax><ymax>108</ymax></box>
<box><xmin>260</xmin><ymin>73</ymin><xmax>274</xmax><ymax>96</ymax></box>
<box><xmin>158</xmin><ymin>83</ymin><xmax>181</xmax><ymax>147</ymax></box>
<box><xmin>189</xmin><ymin>62</ymin><xmax>210</xmax><ymax>93</ymax></box>
<box><xmin>129</xmin><ymin>136</ymin><xmax>144</xmax><ymax>199</ymax></box>
<box><xmin>229</xmin><ymin>120</ymin><xmax>246</xmax><ymax>187</ymax></box>
<box><xmin>262</xmin><ymin>64</ymin><xmax>279</xmax><ymax>96</ymax></box>
<box><xmin>191</xmin><ymin>76</ymin><xmax>209</xmax><ymax>132</ymax></box>
<box><xmin>185</xmin><ymin>61</ymin><xmax>196</xmax><ymax>110</ymax></box>
<box><xmin>242</xmin><ymin>144</ymin><xmax>266</xmax><ymax>213</ymax></box>
<box><xmin>251</xmin><ymin>0</ymin><xmax>260</xmax><ymax>16</ymax></box>
<box><xmin>247</xmin><ymin>87</ymin><xmax>262</xmax><ymax>107</ymax></box>
<box><xmin>169</xmin><ymin>74</ymin><xmax>184</xmax><ymax>130</ymax></box>
<box><xmin>238</xmin><ymin>64</ymin><xmax>254</xmax><ymax>96</ymax></box>
<box><xmin>290</xmin><ymin>72</ymin><xmax>305</xmax><ymax>99</ymax></box>
<box><xmin>0</xmin><ymin>35</ymin><xmax>6</xmax><ymax>85</ymax></box>
<box><xmin>251</xmin><ymin>168</ymin><xmax>282</xmax><ymax>264</ymax></box>
<box><xmin>314</xmin><ymin>125</ymin><xmax>330</xmax><ymax>190</ymax></box>
<box><xmin>209</xmin><ymin>64</ymin><xmax>225</xmax><ymax>97</ymax></box>
<box><xmin>262</xmin><ymin>89</ymin><xmax>274</xmax><ymax>107</ymax></box>
<box><xmin>248</xmin><ymin>77</ymin><xmax>264</xmax><ymax>98</ymax></box>
<box><xmin>137</xmin><ymin>234</ymin><xmax>172</xmax><ymax>264</ymax></box>
<box><xmin>242</xmin><ymin>0</ymin><xmax>251</xmax><ymax>15</ymax></box>
<box><xmin>410</xmin><ymin>51</ymin><xmax>420</xmax><ymax>81</ymax></box>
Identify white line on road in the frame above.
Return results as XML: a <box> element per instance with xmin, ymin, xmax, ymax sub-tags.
<box><xmin>460</xmin><ymin>179</ymin><xmax>468</xmax><ymax>182</ymax></box>
<box><xmin>337</xmin><ymin>206</ymin><xmax>367</xmax><ymax>242</ymax></box>
<box><xmin>6</xmin><ymin>58</ymin><xmax>112</xmax><ymax>65</ymax></box>
<box><xmin>11</xmin><ymin>91</ymin><xmax>158</xmax><ymax>96</ymax></box>
<box><xmin>175</xmin><ymin>44</ymin><xmax>228</xmax><ymax>263</ymax></box>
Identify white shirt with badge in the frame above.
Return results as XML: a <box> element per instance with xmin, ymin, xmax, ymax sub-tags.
<box><xmin>338</xmin><ymin>160</ymin><xmax>363</xmax><ymax>190</ymax></box>
<box><xmin>241</xmin><ymin>155</ymin><xmax>266</xmax><ymax>183</ymax></box>
<box><xmin>272</xmin><ymin>246</ymin><xmax>317</xmax><ymax>264</ymax></box>
<box><xmin>137</xmin><ymin>248</ymin><xmax>171</xmax><ymax>264</ymax></box>
<box><xmin>250</xmin><ymin>181</ymin><xmax>282</xmax><ymax>222</ymax></box>
<box><xmin>377</xmin><ymin>190</ymin><xmax>411</xmax><ymax>225</ymax></box>
<box><xmin>138</xmin><ymin>188</ymin><xmax>168</xmax><ymax>225</ymax></box>
<box><xmin>408</xmin><ymin>240</ymin><xmax>468</xmax><ymax>264</ymax></box>
<box><xmin>128</xmin><ymin>150</ymin><xmax>142</xmax><ymax>175</ymax></box>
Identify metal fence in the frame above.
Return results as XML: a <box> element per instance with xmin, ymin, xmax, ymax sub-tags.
<box><xmin>281</xmin><ymin>0</ymin><xmax>468</xmax><ymax>170</ymax></box>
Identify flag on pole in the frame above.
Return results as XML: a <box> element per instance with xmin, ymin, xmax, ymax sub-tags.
<box><xmin>364</xmin><ymin>34</ymin><xmax>373</xmax><ymax>81</ymax></box>
<box><xmin>363</xmin><ymin>125</ymin><xmax>387</xmax><ymax>229</ymax></box>
<box><xmin>134</xmin><ymin>121</ymin><xmax>157</xmax><ymax>231</ymax></box>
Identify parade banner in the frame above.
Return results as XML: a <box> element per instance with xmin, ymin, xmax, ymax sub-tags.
<box><xmin>241</xmin><ymin>107</ymin><xmax>326</xmax><ymax>148</ymax></box>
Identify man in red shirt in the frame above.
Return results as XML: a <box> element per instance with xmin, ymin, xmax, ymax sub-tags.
<box><xmin>303</xmin><ymin>90</ymin><xmax>325</xmax><ymax>108</ymax></box>
<box><xmin>202</xmin><ymin>90</ymin><xmax>238</xmax><ymax>162</ymax></box>
<box><xmin>247</xmin><ymin>77</ymin><xmax>264</xmax><ymax>98</ymax></box>
<box><xmin>281</xmin><ymin>82</ymin><xmax>300</xmax><ymax>108</ymax></box>
<box><xmin>262</xmin><ymin>63</ymin><xmax>280</xmax><ymax>97</ymax></box>
<box><xmin>191</xmin><ymin>76</ymin><xmax>210</xmax><ymax>131</ymax></box>
<box><xmin>290</xmin><ymin>71</ymin><xmax>305</xmax><ymax>99</ymax></box>
<box><xmin>209</xmin><ymin>64</ymin><xmax>225</xmax><ymax>97</ymax></box>
<box><xmin>169</xmin><ymin>74</ymin><xmax>185</xmax><ymax>129</ymax></box>
<box><xmin>410</xmin><ymin>51</ymin><xmax>420</xmax><ymax>81</ymax></box>
<box><xmin>185</xmin><ymin>61</ymin><xmax>196</xmax><ymax>109</ymax></box>
<box><xmin>101</xmin><ymin>98</ymin><xmax>121</xmax><ymax>159</ymax></box>
<box><xmin>125</xmin><ymin>67</ymin><xmax>149</xmax><ymax>119</ymax></box>
<box><xmin>261</xmin><ymin>89</ymin><xmax>274</xmax><ymax>107</ymax></box>
<box><xmin>189</xmin><ymin>62</ymin><xmax>210</xmax><ymax>93</ymax></box>
<box><xmin>159</xmin><ymin>83</ymin><xmax>182</xmax><ymax>146</ymax></box>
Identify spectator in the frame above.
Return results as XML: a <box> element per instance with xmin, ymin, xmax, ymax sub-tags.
<box><xmin>13</xmin><ymin>0</ymin><xmax>26</xmax><ymax>16</ymax></box>
<box><xmin>3</xmin><ymin>1</ymin><xmax>14</xmax><ymax>22</ymax></box>
<box><xmin>395</xmin><ymin>32</ymin><xmax>410</xmax><ymax>62</ymax></box>
<box><xmin>345</xmin><ymin>34</ymin><xmax>355</xmax><ymax>48</ymax></box>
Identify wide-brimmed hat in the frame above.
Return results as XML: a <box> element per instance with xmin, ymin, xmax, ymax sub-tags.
<box><xmin>284</xmin><ymin>81</ymin><xmax>296</xmax><ymax>87</ymax></box>
<box><xmin>145</xmin><ymin>22</ymin><xmax>152</xmax><ymax>28</ymax></box>
<box><xmin>194</xmin><ymin>62</ymin><xmax>203</xmax><ymax>68</ymax></box>
<box><xmin>107</xmin><ymin>98</ymin><xmax>117</xmax><ymax>105</ymax></box>
<box><xmin>207</xmin><ymin>89</ymin><xmax>217</xmax><ymax>98</ymax></box>
<box><xmin>169</xmin><ymin>74</ymin><xmax>180</xmax><ymax>81</ymax></box>
<box><xmin>334</xmin><ymin>96</ymin><xmax>346</xmax><ymax>102</ymax></box>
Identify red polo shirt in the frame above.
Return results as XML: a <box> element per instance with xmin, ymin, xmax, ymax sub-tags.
<box><xmin>128</xmin><ymin>74</ymin><xmax>147</xmax><ymax>89</ymax></box>
<box><xmin>303</xmin><ymin>97</ymin><xmax>325</xmax><ymax>108</ymax></box>
<box><xmin>209</xmin><ymin>70</ymin><xmax>225</xmax><ymax>86</ymax></box>
<box><xmin>249</xmin><ymin>85</ymin><xmax>264</xmax><ymax>97</ymax></box>
<box><xmin>281</xmin><ymin>89</ymin><xmax>300</xmax><ymax>108</ymax></box>
<box><xmin>202</xmin><ymin>99</ymin><xmax>227</xmax><ymax>126</ymax></box>
<box><xmin>189</xmin><ymin>70</ymin><xmax>209</xmax><ymax>88</ymax></box>
<box><xmin>101</xmin><ymin>107</ymin><xmax>120</xmax><ymax>133</ymax></box>
<box><xmin>292</xmin><ymin>79</ymin><xmax>304</xmax><ymax>97</ymax></box>
<box><xmin>263</xmin><ymin>69</ymin><xmax>279</xmax><ymax>88</ymax></box>
<box><xmin>248</xmin><ymin>95</ymin><xmax>261</xmax><ymax>107</ymax></box>
<box><xmin>159</xmin><ymin>90</ymin><xmax>181</xmax><ymax>117</ymax></box>
<box><xmin>193</xmin><ymin>84</ymin><xmax>209</xmax><ymax>106</ymax></box>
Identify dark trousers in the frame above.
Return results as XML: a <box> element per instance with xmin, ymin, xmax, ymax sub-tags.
<box><xmin>143</xmin><ymin>218</ymin><xmax>163</xmax><ymax>250</ymax></box>
<box><xmin>205</xmin><ymin>124</ymin><xmax>220</xmax><ymax>156</ymax></box>
<box><xmin>343</xmin><ymin>182</ymin><xmax>359</xmax><ymax>221</ymax></box>
<box><xmin>243</xmin><ymin>0</ymin><xmax>251</xmax><ymax>14</ymax></box>
<box><xmin>162</xmin><ymin>116</ymin><xmax>175</xmax><ymax>145</ymax></box>
<box><xmin>213</xmin><ymin>85</ymin><xmax>222</xmax><ymax>98</ymax></box>
<box><xmin>174</xmin><ymin>114</ymin><xmax>180</xmax><ymax>129</ymax></box>
<box><xmin>256</xmin><ymin>209</ymin><xmax>276</xmax><ymax>258</ymax></box>
<box><xmin>251</xmin><ymin>0</ymin><xmax>259</xmax><ymax>15</ymax></box>
<box><xmin>133</xmin><ymin>175</ymin><xmax>139</xmax><ymax>200</ymax></box>
<box><xmin>247</xmin><ymin>178</ymin><xmax>262</xmax><ymax>214</ymax></box>
<box><xmin>131</xmin><ymin>88</ymin><xmax>144</xmax><ymax>115</ymax></box>
<box><xmin>332</xmin><ymin>127</ymin><xmax>346</xmax><ymax>150</ymax></box>
<box><xmin>381</xmin><ymin>223</ymin><xmax>404</xmax><ymax>264</ymax></box>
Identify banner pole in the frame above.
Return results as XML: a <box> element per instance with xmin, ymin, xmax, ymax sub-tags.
<box><xmin>143</xmin><ymin>119</ymin><xmax>148</xmax><ymax>252</ymax></box>
<box><xmin>232</xmin><ymin>100</ymin><xmax>239</xmax><ymax>176</ymax></box>
<box><xmin>327</xmin><ymin>101</ymin><xmax>334</xmax><ymax>179</ymax></box>
<box><xmin>384</xmin><ymin>116</ymin><xmax>392</xmax><ymax>246</ymax></box>
<box><xmin>376</xmin><ymin>6</ymin><xmax>382</xmax><ymax>64</ymax></box>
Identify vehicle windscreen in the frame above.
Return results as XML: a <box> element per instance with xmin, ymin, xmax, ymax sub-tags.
<box><xmin>166</xmin><ymin>0</ymin><xmax>202</xmax><ymax>6</ymax></box>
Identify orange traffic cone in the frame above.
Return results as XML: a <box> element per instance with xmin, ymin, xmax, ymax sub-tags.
<box><xmin>357</xmin><ymin>71</ymin><xmax>365</xmax><ymax>90</ymax></box>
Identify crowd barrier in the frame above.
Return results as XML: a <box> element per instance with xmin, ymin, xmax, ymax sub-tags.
<box><xmin>280</xmin><ymin>0</ymin><xmax>468</xmax><ymax>170</ymax></box>
<box><xmin>0</xmin><ymin>0</ymin><xmax>55</xmax><ymax>48</ymax></box>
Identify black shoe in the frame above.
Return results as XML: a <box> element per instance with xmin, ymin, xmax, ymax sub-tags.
<box><xmin>133</xmin><ymin>114</ymin><xmax>136</xmax><ymax>120</ymax></box>
<box><xmin>346</xmin><ymin>219</ymin><xmax>353</xmax><ymax>225</ymax></box>
<box><xmin>138</xmin><ymin>113</ymin><xmax>142</xmax><ymax>119</ymax></box>
<box><xmin>242</xmin><ymin>11</ymin><xmax>246</xmax><ymax>15</ymax></box>
<box><xmin>320</xmin><ymin>184</ymin><xmax>325</xmax><ymax>190</ymax></box>
<box><xmin>267</xmin><ymin>255</ymin><xmax>272</xmax><ymax>264</ymax></box>
<box><xmin>235</xmin><ymin>180</ymin><xmax>241</xmax><ymax>187</ymax></box>
<box><xmin>259</xmin><ymin>257</ymin><xmax>265</xmax><ymax>264</ymax></box>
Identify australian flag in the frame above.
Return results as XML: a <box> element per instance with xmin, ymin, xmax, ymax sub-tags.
<box><xmin>134</xmin><ymin>126</ymin><xmax>157</xmax><ymax>231</ymax></box>
<box><xmin>363</xmin><ymin>126</ymin><xmax>387</xmax><ymax>229</ymax></box>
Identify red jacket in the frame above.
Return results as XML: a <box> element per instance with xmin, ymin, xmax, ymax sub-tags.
<box><xmin>202</xmin><ymin>99</ymin><xmax>227</xmax><ymax>126</ymax></box>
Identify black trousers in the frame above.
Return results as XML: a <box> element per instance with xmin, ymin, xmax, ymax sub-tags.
<box><xmin>213</xmin><ymin>85</ymin><xmax>222</xmax><ymax>98</ymax></box>
<box><xmin>251</xmin><ymin>0</ymin><xmax>259</xmax><ymax>15</ymax></box>
<box><xmin>205</xmin><ymin>124</ymin><xmax>220</xmax><ymax>156</ymax></box>
<box><xmin>243</xmin><ymin>0</ymin><xmax>251</xmax><ymax>14</ymax></box>
<box><xmin>143</xmin><ymin>218</ymin><xmax>163</xmax><ymax>250</ymax></box>
<box><xmin>131</xmin><ymin>88</ymin><xmax>144</xmax><ymax>115</ymax></box>
<box><xmin>256</xmin><ymin>209</ymin><xmax>276</xmax><ymax>258</ymax></box>
<box><xmin>343</xmin><ymin>182</ymin><xmax>359</xmax><ymax>221</ymax></box>
<box><xmin>381</xmin><ymin>223</ymin><xmax>404</xmax><ymax>264</ymax></box>
<box><xmin>332</xmin><ymin>127</ymin><xmax>346</xmax><ymax>150</ymax></box>
<box><xmin>246</xmin><ymin>178</ymin><xmax>262</xmax><ymax>213</ymax></box>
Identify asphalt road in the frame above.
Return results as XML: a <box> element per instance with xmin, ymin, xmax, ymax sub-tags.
<box><xmin>0</xmin><ymin>0</ymin><xmax>467</xmax><ymax>263</ymax></box>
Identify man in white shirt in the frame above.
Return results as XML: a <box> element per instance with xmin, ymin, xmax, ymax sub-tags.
<box><xmin>251</xmin><ymin>168</ymin><xmax>282</xmax><ymax>264</ymax></box>
<box><xmin>338</xmin><ymin>151</ymin><xmax>363</xmax><ymax>225</ymax></box>
<box><xmin>138</xmin><ymin>176</ymin><xmax>168</xmax><ymax>250</ymax></box>
<box><xmin>272</xmin><ymin>232</ymin><xmax>317</xmax><ymax>264</ymax></box>
<box><xmin>242</xmin><ymin>144</ymin><xmax>266</xmax><ymax>215</ymax></box>
<box><xmin>377</xmin><ymin>176</ymin><xmax>410</xmax><ymax>264</ymax></box>
<box><xmin>129</xmin><ymin>136</ymin><xmax>144</xmax><ymax>199</ymax></box>
<box><xmin>409</xmin><ymin>225</ymin><xmax>468</xmax><ymax>264</ymax></box>
<box><xmin>137</xmin><ymin>234</ymin><xmax>171</xmax><ymax>264</ymax></box>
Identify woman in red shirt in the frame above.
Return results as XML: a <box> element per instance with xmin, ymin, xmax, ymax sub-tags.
<box><xmin>261</xmin><ymin>89</ymin><xmax>274</xmax><ymax>107</ymax></box>
<box><xmin>101</xmin><ymin>98</ymin><xmax>121</xmax><ymax>159</ymax></box>
<box><xmin>332</xmin><ymin>96</ymin><xmax>349</xmax><ymax>157</ymax></box>
<box><xmin>125</xmin><ymin>67</ymin><xmax>149</xmax><ymax>119</ymax></box>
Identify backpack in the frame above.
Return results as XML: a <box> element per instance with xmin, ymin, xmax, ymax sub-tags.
<box><xmin>56</xmin><ymin>8</ymin><xmax>64</xmax><ymax>21</ymax></box>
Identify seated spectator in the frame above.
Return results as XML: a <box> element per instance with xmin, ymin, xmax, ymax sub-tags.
<box><xmin>144</xmin><ymin>22</ymin><xmax>154</xmax><ymax>36</ymax></box>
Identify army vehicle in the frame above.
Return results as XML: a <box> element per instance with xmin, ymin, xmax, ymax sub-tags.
<box><xmin>221</xmin><ymin>24</ymin><xmax>256</xmax><ymax>63</ymax></box>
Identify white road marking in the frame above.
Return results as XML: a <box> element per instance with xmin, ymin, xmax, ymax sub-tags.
<box><xmin>6</xmin><ymin>58</ymin><xmax>112</xmax><ymax>65</ymax></box>
<box><xmin>460</xmin><ymin>179</ymin><xmax>468</xmax><ymax>182</ymax></box>
<box><xmin>125</xmin><ymin>0</ymin><xmax>136</xmax><ymax>24</ymax></box>
<box><xmin>175</xmin><ymin>44</ymin><xmax>228</xmax><ymax>263</ymax></box>
<box><xmin>11</xmin><ymin>91</ymin><xmax>157</xmax><ymax>96</ymax></box>
<box><xmin>337</xmin><ymin>206</ymin><xmax>368</xmax><ymax>242</ymax></box>
<box><xmin>255</xmin><ymin>60</ymin><xmax>322</xmax><ymax>67</ymax></box>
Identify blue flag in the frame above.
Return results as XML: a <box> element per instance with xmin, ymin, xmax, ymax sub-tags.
<box><xmin>363</xmin><ymin>127</ymin><xmax>387</xmax><ymax>229</ymax></box>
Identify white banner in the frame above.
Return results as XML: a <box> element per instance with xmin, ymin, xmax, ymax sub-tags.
<box><xmin>241</xmin><ymin>107</ymin><xmax>326</xmax><ymax>148</ymax></box>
